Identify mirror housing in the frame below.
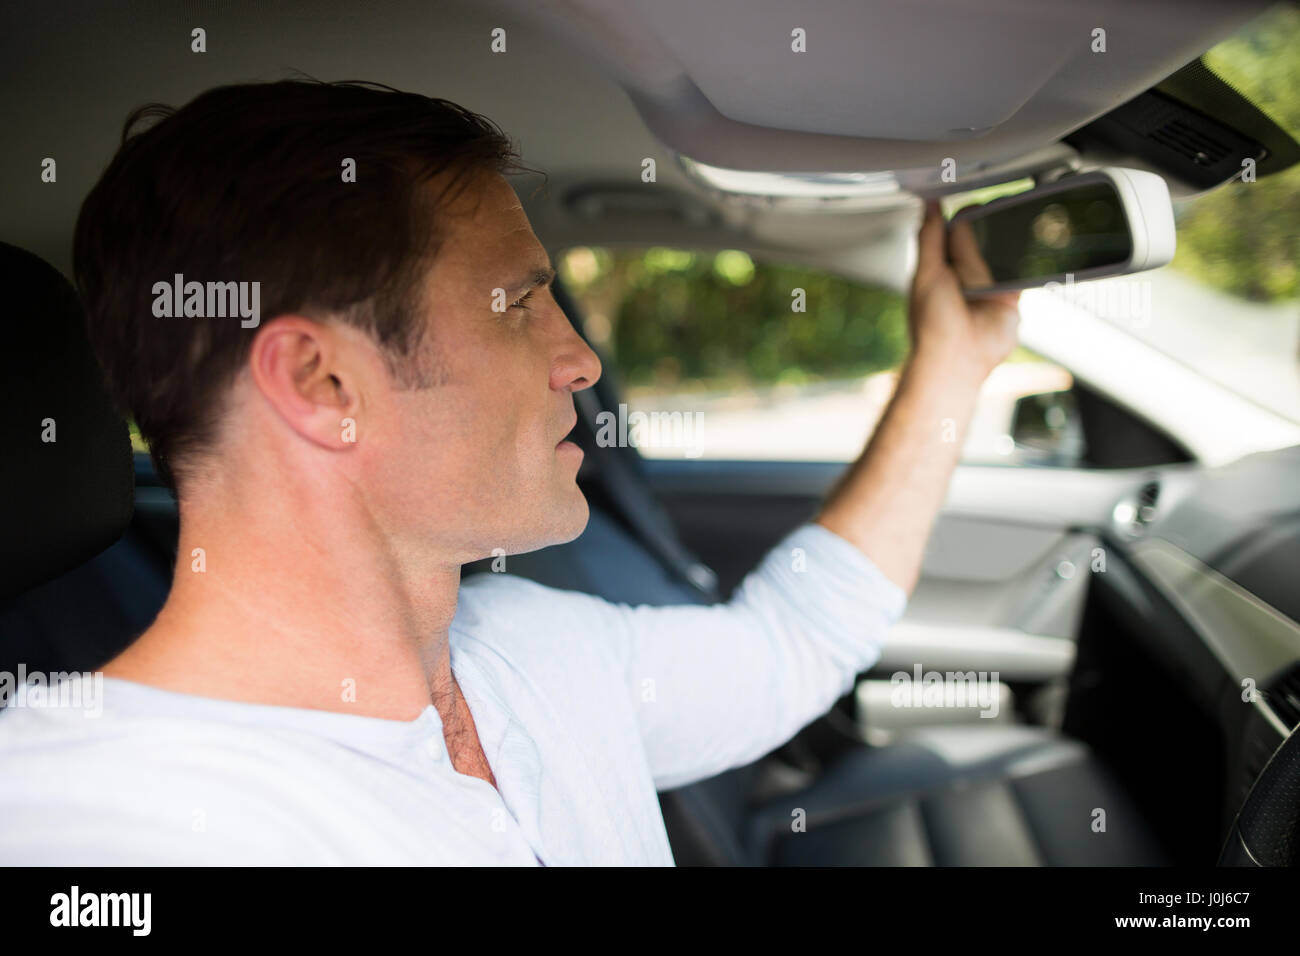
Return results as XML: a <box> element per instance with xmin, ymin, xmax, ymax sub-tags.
<box><xmin>948</xmin><ymin>167</ymin><xmax>1176</xmax><ymax>295</ymax></box>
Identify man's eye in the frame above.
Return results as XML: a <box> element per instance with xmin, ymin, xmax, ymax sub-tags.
<box><xmin>510</xmin><ymin>289</ymin><xmax>536</xmax><ymax>311</ymax></box>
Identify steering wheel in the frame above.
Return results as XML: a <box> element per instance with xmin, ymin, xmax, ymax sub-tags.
<box><xmin>1219</xmin><ymin>724</ymin><xmax>1300</xmax><ymax>866</ymax></box>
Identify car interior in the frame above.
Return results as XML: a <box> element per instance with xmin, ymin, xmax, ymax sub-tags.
<box><xmin>2</xmin><ymin>0</ymin><xmax>1299</xmax><ymax>866</ymax></box>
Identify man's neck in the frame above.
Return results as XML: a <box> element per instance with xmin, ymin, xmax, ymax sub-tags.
<box><xmin>104</xmin><ymin>475</ymin><xmax>463</xmax><ymax>723</ymax></box>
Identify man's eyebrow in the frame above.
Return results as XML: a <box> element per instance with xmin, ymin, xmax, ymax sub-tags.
<box><xmin>505</xmin><ymin>264</ymin><xmax>556</xmax><ymax>296</ymax></box>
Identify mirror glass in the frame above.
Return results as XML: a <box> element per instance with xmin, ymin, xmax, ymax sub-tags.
<box><xmin>952</xmin><ymin>181</ymin><xmax>1133</xmax><ymax>290</ymax></box>
<box><xmin>1010</xmin><ymin>389</ymin><xmax>1086</xmax><ymax>466</ymax></box>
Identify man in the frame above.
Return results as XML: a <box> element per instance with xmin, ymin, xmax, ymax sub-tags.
<box><xmin>0</xmin><ymin>80</ymin><xmax>1018</xmax><ymax>864</ymax></box>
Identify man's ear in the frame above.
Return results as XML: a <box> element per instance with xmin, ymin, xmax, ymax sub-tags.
<box><xmin>247</xmin><ymin>316</ymin><xmax>361</xmax><ymax>451</ymax></box>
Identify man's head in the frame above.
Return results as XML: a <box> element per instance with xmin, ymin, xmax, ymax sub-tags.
<box><xmin>74</xmin><ymin>79</ymin><xmax>601</xmax><ymax>562</ymax></box>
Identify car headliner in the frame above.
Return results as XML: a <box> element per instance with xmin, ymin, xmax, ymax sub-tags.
<box><xmin>0</xmin><ymin>0</ymin><xmax>1276</xmax><ymax>290</ymax></box>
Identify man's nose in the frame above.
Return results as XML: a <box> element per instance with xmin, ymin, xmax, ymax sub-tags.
<box><xmin>552</xmin><ymin>323</ymin><xmax>602</xmax><ymax>393</ymax></box>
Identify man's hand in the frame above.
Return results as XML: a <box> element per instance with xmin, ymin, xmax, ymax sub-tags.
<box><xmin>816</xmin><ymin>200</ymin><xmax>1022</xmax><ymax>596</ymax></box>
<box><xmin>910</xmin><ymin>200</ymin><xmax>1021</xmax><ymax>383</ymax></box>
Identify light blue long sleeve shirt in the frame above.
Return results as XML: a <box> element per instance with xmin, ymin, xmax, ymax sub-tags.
<box><xmin>0</xmin><ymin>522</ymin><xmax>906</xmax><ymax>865</ymax></box>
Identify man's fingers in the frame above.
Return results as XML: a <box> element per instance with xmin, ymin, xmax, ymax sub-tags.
<box><xmin>913</xmin><ymin>199</ymin><xmax>947</xmax><ymax>288</ymax></box>
<box><xmin>948</xmin><ymin>216</ymin><xmax>995</xmax><ymax>289</ymax></box>
<box><xmin>971</xmin><ymin>291</ymin><xmax>1023</xmax><ymax>343</ymax></box>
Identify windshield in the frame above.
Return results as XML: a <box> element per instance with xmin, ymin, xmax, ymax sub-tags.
<box><xmin>1063</xmin><ymin>4</ymin><xmax>1300</xmax><ymax>425</ymax></box>
<box><xmin>559</xmin><ymin>5</ymin><xmax>1300</xmax><ymax>465</ymax></box>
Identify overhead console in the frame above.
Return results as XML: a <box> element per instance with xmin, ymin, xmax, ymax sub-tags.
<box><xmin>1064</xmin><ymin>58</ymin><xmax>1300</xmax><ymax>197</ymax></box>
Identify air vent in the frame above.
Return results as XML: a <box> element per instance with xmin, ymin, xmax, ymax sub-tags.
<box><xmin>1137</xmin><ymin>479</ymin><xmax>1161</xmax><ymax>524</ymax></box>
<box><xmin>1112</xmin><ymin>478</ymin><xmax>1162</xmax><ymax>537</ymax></box>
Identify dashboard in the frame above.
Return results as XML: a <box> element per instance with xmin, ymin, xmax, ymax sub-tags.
<box><xmin>1100</xmin><ymin>443</ymin><xmax>1300</xmax><ymax>826</ymax></box>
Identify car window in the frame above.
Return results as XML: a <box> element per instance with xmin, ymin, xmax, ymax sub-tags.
<box><xmin>559</xmin><ymin>245</ymin><xmax>1076</xmax><ymax>465</ymax></box>
<box><xmin>1095</xmin><ymin>4</ymin><xmax>1300</xmax><ymax>426</ymax></box>
<box><xmin>990</xmin><ymin>4</ymin><xmax>1300</xmax><ymax>429</ymax></box>
<box><xmin>127</xmin><ymin>421</ymin><xmax>149</xmax><ymax>456</ymax></box>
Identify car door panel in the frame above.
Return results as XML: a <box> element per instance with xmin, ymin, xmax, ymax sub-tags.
<box><xmin>644</xmin><ymin>458</ymin><xmax>1177</xmax><ymax>681</ymax></box>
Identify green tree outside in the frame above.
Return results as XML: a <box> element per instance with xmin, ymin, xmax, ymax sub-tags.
<box><xmin>1171</xmin><ymin>4</ymin><xmax>1300</xmax><ymax>302</ymax></box>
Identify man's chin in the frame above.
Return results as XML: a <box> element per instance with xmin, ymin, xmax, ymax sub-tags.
<box><xmin>551</xmin><ymin>487</ymin><xmax>591</xmax><ymax>545</ymax></box>
<box><xmin>482</xmin><ymin>488</ymin><xmax>589</xmax><ymax>559</ymax></box>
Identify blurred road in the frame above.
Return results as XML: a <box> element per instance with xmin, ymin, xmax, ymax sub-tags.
<box><xmin>626</xmin><ymin>362</ymin><xmax>1070</xmax><ymax>462</ymax></box>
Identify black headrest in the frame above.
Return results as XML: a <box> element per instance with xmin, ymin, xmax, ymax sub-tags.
<box><xmin>0</xmin><ymin>242</ymin><xmax>133</xmax><ymax>602</ymax></box>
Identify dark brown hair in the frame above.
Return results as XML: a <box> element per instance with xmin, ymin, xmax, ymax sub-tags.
<box><xmin>74</xmin><ymin>78</ymin><xmax>535</xmax><ymax>491</ymax></box>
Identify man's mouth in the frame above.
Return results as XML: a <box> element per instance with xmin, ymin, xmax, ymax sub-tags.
<box><xmin>556</xmin><ymin>412</ymin><xmax>583</xmax><ymax>460</ymax></box>
<box><xmin>557</xmin><ymin>414</ymin><xmax>578</xmax><ymax>447</ymax></box>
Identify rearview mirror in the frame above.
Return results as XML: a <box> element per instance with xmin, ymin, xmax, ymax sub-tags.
<box><xmin>948</xmin><ymin>167</ymin><xmax>1176</xmax><ymax>295</ymax></box>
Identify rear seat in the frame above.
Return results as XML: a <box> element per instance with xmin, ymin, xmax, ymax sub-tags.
<box><xmin>0</xmin><ymin>520</ymin><xmax>170</xmax><ymax>676</ymax></box>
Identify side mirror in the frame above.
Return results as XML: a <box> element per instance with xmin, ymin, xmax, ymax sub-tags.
<box><xmin>948</xmin><ymin>167</ymin><xmax>1176</xmax><ymax>295</ymax></box>
<box><xmin>1010</xmin><ymin>389</ymin><xmax>1086</xmax><ymax>465</ymax></box>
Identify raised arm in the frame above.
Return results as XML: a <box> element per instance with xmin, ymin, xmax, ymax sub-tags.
<box><xmin>598</xmin><ymin>202</ymin><xmax>1021</xmax><ymax>790</ymax></box>
<box><xmin>816</xmin><ymin>201</ymin><xmax>1021</xmax><ymax>594</ymax></box>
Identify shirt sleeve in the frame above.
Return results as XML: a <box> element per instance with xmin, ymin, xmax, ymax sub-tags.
<box><xmin>596</xmin><ymin>521</ymin><xmax>908</xmax><ymax>791</ymax></box>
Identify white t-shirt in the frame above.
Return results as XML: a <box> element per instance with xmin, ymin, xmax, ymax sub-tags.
<box><xmin>0</xmin><ymin>523</ymin><xmax>906</xmax><ymax>865</ymax></box>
